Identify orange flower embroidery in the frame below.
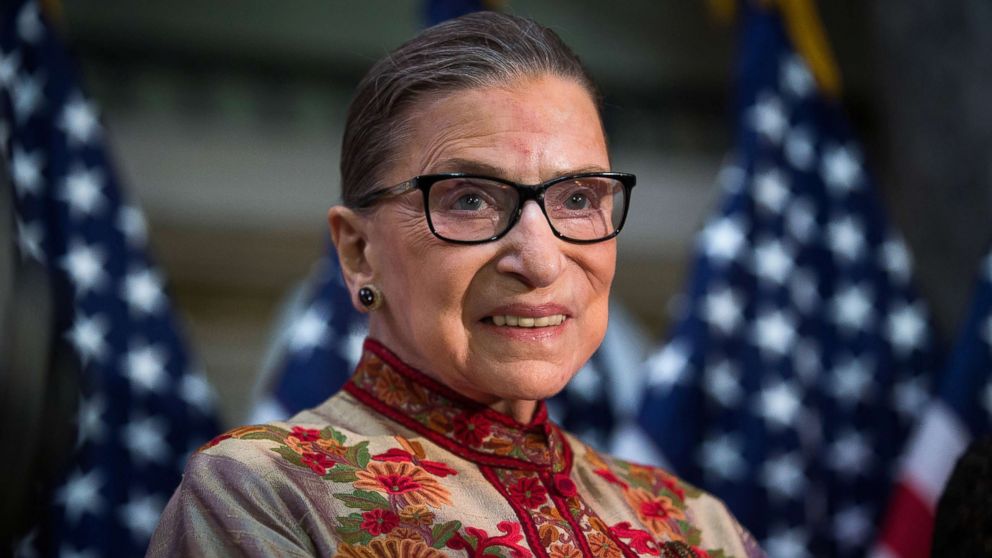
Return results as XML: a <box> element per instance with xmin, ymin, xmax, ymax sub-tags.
<box><xmin>398</xmin><ymin>504</ymin><xmax>434</xmax><ymax>526</ymax></box>
<box><xmin>354</xmin><ymin>462</ymin><xmax>451</xmax><ymax>507</ymax></box>
<box><xmin>374</xmin><ymin>372</ymin><xmax>412</xmax><ymax>407</ymax></box>
<box><xmin>549</xmin><ymin>542</ymin><xmax>583</xmax><ymax>558</ymax></box>
<box><xmin>386</xmin><ymin>527</ymin><xmax>423</xmax><ymax>543</ymax></box>
<box><xmin>315</xmin><ymin>437</ymin><xmax>347</xmax><ymax>457</ymax></box>
<box><xmin>337</xmin><ymin>538</ymin><xmax>447</xmax><ymax>558</ymax></box>
<box><xmin>627</xmin><ymin>488</ymin><xmax>686</xmax><ymax>540</ymax></box>
<box><xmin>588</xmin><ymin>531</ymin><xmax>623</xmax><ymax>558</ymax></box>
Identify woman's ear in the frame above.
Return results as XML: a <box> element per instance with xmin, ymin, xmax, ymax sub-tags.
<box><xmin>328</xmin><ymin>206</ymin><xmax>373</xmax><ymax>310</ymax></box>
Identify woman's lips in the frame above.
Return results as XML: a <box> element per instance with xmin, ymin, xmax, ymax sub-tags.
<box><xmin>489</xmin><ymin>314</ymin><xmax>567</xmax><ymax>327</ymax></box>
<box><xmin>482</xmin><ymin>304</ymin><xmax>571</xmax><ymax>329</ymax></box>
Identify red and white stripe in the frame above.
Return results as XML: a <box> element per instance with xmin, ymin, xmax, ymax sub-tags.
<box><xmin>871</xmin><ymin>402</ymin><xmax>970</xmax><ymax>558</ymax></box>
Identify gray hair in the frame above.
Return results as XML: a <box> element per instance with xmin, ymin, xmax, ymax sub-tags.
<box><xmin>340</xmin><ymin>11</ymin><xmax>601</xmax><ymax>208</ymax></box>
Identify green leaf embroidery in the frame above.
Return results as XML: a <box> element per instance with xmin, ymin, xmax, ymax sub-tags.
<box><xmin>334</xmin><ymin>512</ymin><xmax>372</xmax><ymax>545</ymax></box>
<box><xmin>322</xmin><ymin>426</ymin><xmax>347</xmax><ymax>445</ymax></box>
<box><xmin>430</xmin><ymin>520</ymin><xmax>462</xmax><ymax>548</ymax></box>
<box><xmin>272</xmin><ymin>445</ymin><xmax>304</xmax><ymax>467</ymax></box>
<box><xmin>324</xmin><ymin>465</ymin><xmax>359</xmax><ymax>483</ymax></box>
<box><xmin>483</xmin><ymin>548</ymin><xmax>507</xmax><ymax>557</ymax></box>
<box><xmin>333</xmin><ymin>489</ymin><xmax>390</xmax><ymax>511</ymax></box>
<box><xmin>242</xmin><ymin>430</ymin><xmax>288</xmax><ymax>443</ymax></box>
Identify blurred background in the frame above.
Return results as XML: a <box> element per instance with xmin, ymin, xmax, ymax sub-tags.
<box><xmin>5</xmin><ymin>1</ymin><xmax>992</xmax><ymax>556</ymax></box>
<box><xmin>51</xmin><ymin>0</ymin><xmax>888</xmax><ymax>425</ymax></box>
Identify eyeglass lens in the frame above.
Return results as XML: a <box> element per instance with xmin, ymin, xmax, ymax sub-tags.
<box><xmin>426</xmin><ymin>176</ymin><xmax>626</xmax><ymax>242</ymax></box>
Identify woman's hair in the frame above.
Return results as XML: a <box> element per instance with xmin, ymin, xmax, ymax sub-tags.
<box><xmin>339</xmin><ymin>11</ymin><xmax>600</xmax><ymax>208</ymax></box>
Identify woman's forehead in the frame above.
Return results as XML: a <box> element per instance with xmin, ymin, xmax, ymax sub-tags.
<box><xmin>397</xmin><ymin>76</ymin><xmax>608</xmax><ymax>182</ymax></box>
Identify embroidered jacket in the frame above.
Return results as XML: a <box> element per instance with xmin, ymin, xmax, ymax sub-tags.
<box><xmin>150</xmin><ymin>340</ymin><xmax>765</xmax><ymax>558</ymax></box>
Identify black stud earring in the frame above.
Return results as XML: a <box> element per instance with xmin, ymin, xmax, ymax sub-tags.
<box><xmin>358</xmin><ymin>285</ymin><xmax>383</xmax><ymax>311</ymax></box>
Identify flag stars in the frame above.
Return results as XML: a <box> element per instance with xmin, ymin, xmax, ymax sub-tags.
<box><xmin>0</xmin><ymin>49</ymin><xmax>20</xmax><ymax>86</ymax></box>
<box><xmin>17</xmin><ymin>1</ymin><xmax>44</xmax><ymax>43</ymax></box>
<box><xmin>287</xmin><ymin>306</ymin><xmax>330</xmax><ymax>354</ymax></box>
<box><xmin>704</xmin><ymin>361</ymin><xmax>743</xmax><ymax>407</ymax></box>
<box><xmin>60</xmin><ymin>241</ymin><xmax>107</xmax><ymax>295</ymax></box>
<box><xmin>785</xmin><ymin>198</ymin><xmax>817</xmax><ymax>242</ymax></box>
<box><xmin>753</xmin><ymin>239</ymin><xmax>795</xmax><ymax>285</ymax></box>
<box><xmin>749</xmin><ymin>93</ymin><xmax>788</xmax><ymax>144</ymax></box>
<box><xmin>833</xmin><ymin>505</ymin><xmax>873</xmax><ymax>548</ymax></box>
<box><xmin>117</xmin><ymin>205</ymin><xmax>149</xmax><ymax>246</ymax></box>
<box><xmin>66</xmin><ymin>313</ymin><xmax>109</xmax><ymax>366</ymax></box>
<box><xmin>123</xmin><ymin>267</ymin><xmax>166</xmax><ymax>315</ymax></box>
<box><xmin>702</xmin><ymin>286</ymin><xmax>743</xmax><ymax>335</ymax></box>
<box><xmin>827</xmin><ymin>215</ymin><xmax>866</xmax><ymax>263</ymax></box>
<box><xmin>124</xmin><ymin>415</ymin><xmax>170</xmax><ymax>464</ymax></box>
<box><xmin>831</xmin><ymin>283</ymin><xmax>873</xmax><ymax>334</ymax></box>
<box><xmin>569</xmin><ymin>364</ymin><xmax>603</xmax><ymax>403</ymax></box>
<box><xmin>828</xmin><ymin>431</ymin><xmax>873</xmax><ymax>477</ymax></box>
<box><xmin>764</xmin><ymin>527</ymin><xmax>810</xmax><ymax>558</ymax></box>
<box><xmin>11</xmin><ymin>147</ymin><xmax>44</xmax><ymax>197</ymax></box>
<box><xmin>762</xmin><ymin>453</ymin><xmax>806</xmax><ymax>501</ymax></box>
<box><xmin>55</xmin><ymin>469</ymin><xmax>104</xmax><ymax>523</ymax></box>
<box><xmin>119</xmin><ymin>494</ymin><xmax>166</xmax><ymax>542</ymax></box>
<box><xmin>821</xmin><ymin>144</ymin><xmax>863</xmax><ymax>195</ymax></box>
<box><xmin>893</xmin><ymin>377</ymin><xmax>929</xmax><ymax>417</ymax></box>
<box><xmin>60</xmin><ymin>166</ymin><xmax>106</xmax><ymax>217</ymax></box>
<box><xmin>785</xmin><ymin>127</ymin><xmax>815</xmax><ymax>170</ymax></box>
<box><xmin>700</xmin><ymin>215</ymin><xmax>746</xmax><ymax>264</ymax></box>
<box><xmin>124</xmin><ymin>343</ymin><xmax>168</xmax><ymax>393</ymax></box>
<box><xmin>757</xmin><ymin>380</ymin><xmax>802</xmax><ymax>429</ymax></box>
<box><xmin>699</xmin><ymin>433</ymin><xmax>747</xmax><ymax>481</ymax></box>
<box><xmin>646</xmin><ymin>341</ymin><xmax>690</xmax><ymax>388</ymax></box>
<box><xmin>76</xmin><ymin>392</ymin><xmax>107</xmax><ymax>447</ymax></box>
<box><xmin>752</xmin><ymin>309</ymin><xmax>797</xmax><ymax>358</ymax></box>
<box><xmin>13</xmin><ymin>71</ymin><xmax>43</xmax><ymax>120</ymax></box>
<box><xmin>886</xmin><ymin>302</ymin><xmax>928</xmax><ymax>355</ymax></box>
<box><xmin>59</xmin><ymin>95</ymin><xmax>101</xmax><ymax>145</ymax></box>
<box><xmin>829</xmin><ymin>356</ymin><xmax>873</xmax><ymax>406</ymax></box>
<box><xmin>781</xmin><ymin>55</ymin><xmax>815</xmax><ymax>98</ymax></box>
<box><xmin>753</xmin><ymin>169</ymin><xmax>790</xmax><ymax>213</ymax></box>
<box><xmin>880</xmin><ymin>238</ymin><xmax>912</xmax><ymax>283</ymax></box>
<box><xmin>180</xmin><ymin>373</ymin><xmax>215</xmax><ymax>413</ymax></box>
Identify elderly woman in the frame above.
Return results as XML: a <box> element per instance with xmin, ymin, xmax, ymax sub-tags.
<box><xmin>150</xmin><ymin>12</ymin><xmax>763</xmax><ymax>558</ymax></box>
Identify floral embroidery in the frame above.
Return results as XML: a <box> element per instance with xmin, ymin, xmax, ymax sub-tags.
<box><xmin>354</xmin><ymin>461</ymin><xmax>452</xmax><ymax>507</ymax></box>
<box><xmin>588</xmin><ymin>531</ymin><xmax>623</xmax><ymax>558</ymax></box>
<box><xmin>628</xmin><ymin>489</ymin><xmax>687</xmax><ymax>540</ymax></box>
<box><xmin>360</xmin><ymin>509</ymin><xmax>400</xmax><ymax>536</ymax></box>
<box><xmin>549</xmin><ymin>542</ymin><xmax>583</xmax><ymax>558</ymax></box>
<box><xmin>447</xmin><ymin>521</ymin><xmax>532</xmax><ymax>558</ymax></box>
<box><xmin>345</xmin><ymin>345</ymin><xmax>567</xmax><ymax>469</ymax></box>
<box><xmin>508</xmin><ymin>477</ymin><xmax>548</xmax><ymax>508</ymax></box>
<box><xmin>201</xmin><ymin>340</ymin><xmax>752</xmax><ymax>557</ymax></box>
<box><xmin>337</xmin><ymin>538</ymin><xmax>448</xmax><ymax>558</ymax></box>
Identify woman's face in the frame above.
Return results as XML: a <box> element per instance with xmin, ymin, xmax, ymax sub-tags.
<box><xmin>346</xmin><ymin>74</ymin><xmax>615</xmax><ymax>411</ymax></box>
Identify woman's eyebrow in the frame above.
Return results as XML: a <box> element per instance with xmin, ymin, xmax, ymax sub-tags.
<box><xmin>430</xmin><ymin>158</ymin><xmax>610</xmax><ymax>179</ymax></box>
<box><xmin>429</xmin><ymin>158</ymin><xmax>508</xmax><ymax>177</ymax></box>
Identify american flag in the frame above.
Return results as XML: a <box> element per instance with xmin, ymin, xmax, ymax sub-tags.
<box><xmin>1</xmin><ymin>1</ymin><xmax>219</xmax><ymax>556</ymax></box>
<box><xmin>872</xmin><ymin>249</ymin><xmax>992</xmax><ymax>558</ymax></box>
<box><xmin>636</xmin><ymin>4</ymin><xmax>942</xmax><ymax>557</ymax></box>
<box><xmin>249</xmin><ymin>252</ymin><xmax>368</xmax><ymax>423</ymax></box>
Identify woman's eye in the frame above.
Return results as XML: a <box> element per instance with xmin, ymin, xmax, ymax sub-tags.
<box><xmin>565</xmin><ymin>192</ymin><xmax>590</xmax><ymax>210</ymax></box>
<box><xmin>453</xmin><ymin>192</ymin><xmax>485</xmax><ymax>210</ymax></box>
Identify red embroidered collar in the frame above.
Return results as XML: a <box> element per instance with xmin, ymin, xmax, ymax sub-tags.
<box><xmin>343</xmin><ymin>338</ymin><xmax>570</xmax><ymax>473</ymax></box>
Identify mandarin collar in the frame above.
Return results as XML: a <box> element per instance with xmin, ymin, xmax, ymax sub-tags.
<box><xmin>343</xmin><ymin>338</ymin><xmax>570</xmax><ymax>472</ymax></box>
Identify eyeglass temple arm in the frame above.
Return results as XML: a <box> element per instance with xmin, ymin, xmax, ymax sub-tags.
<box><xmin>355</xmin><ymin>179</ymin><xmax>417</xmax><ymax>208</ymax></box>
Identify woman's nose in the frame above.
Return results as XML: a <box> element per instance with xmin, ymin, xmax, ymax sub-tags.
<box><xmin>494</xmin><ymin>200</ymin><xmax>564</xmax><ymax>289</ymax></box>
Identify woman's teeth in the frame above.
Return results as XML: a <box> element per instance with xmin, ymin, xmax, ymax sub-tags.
<box><xmin>490</xmin><ymin>314</ymin><xmax>566</xmax><ymax>327</ymax></box>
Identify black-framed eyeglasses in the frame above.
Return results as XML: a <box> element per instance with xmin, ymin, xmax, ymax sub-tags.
<box><xmin>354</xmin><ymin>172</ymin><xmax>636</xmax><ymax>244</ymax></box>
